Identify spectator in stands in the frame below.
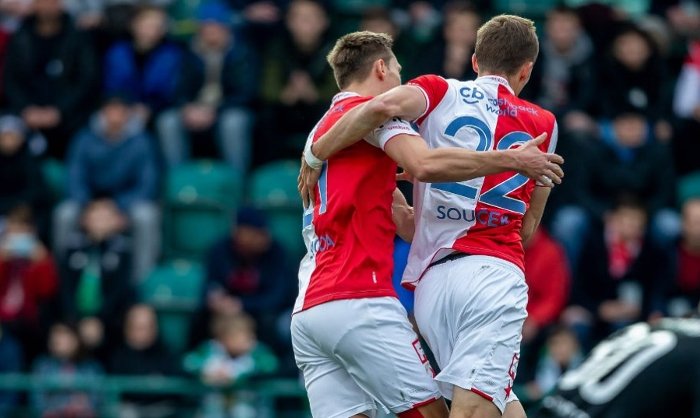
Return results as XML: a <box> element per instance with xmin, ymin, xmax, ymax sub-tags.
<box><xmin>409</xmin><ymin>1</ymin><xmax>480</xmax><ymax>81</ymax></box>
<box><xmin>0</xmin><ymin>27</ymin><xmax>9</xmax><ymax>105</ymax></box>
<box><xmin>184</xmin><ymin>313</ymin><xmax>278</xmax><ymax>417</ymax></box>
<box><xmin>667</xmin><ymin>199</ymin><xmax>700</xmax><ymax>317</ymax></box>
<box><xmin>109</xmin><ymin>304</ymin><xmax>181</xmax><ymax>418</ymax></box>
<box><xmin>525</xmin><ymin>6</ymin><xmax>596</xmax><ymax>134</ymax></box>
<box><xmin>359</xmin><ymin>7</ymin><xmax>413</xmax><ymax>78</ymax></box>
<box><xmin>0</xmin><ymin>206</ymin><xmax>58</xmax><ymax>361</ymax></box>
<box><xmin>0</xmin><ymin>115</ymin><xmax>50</xmax><ymax>236</ymax></box>
<box><xmin>194</xmin><ymin>207</ymin><xmax>290</xmax><ymax>349</ymax></box>
<box><xmin>596</xmin><ymin>25</ymin><xmax>673</xmax><ymax>141</ymax></box>
<box><xmin>519</xmin><ymin>227</ymin><xmax>570</xmax><ymax>384</ymax></box>
<box><xmin>527</xmin><ymin>326</ymin><xmax>583</xmax><ymax>402</ymax></box>
<box><xmin>564</xmin><ymin>196</ymin><xmax>670</xmax><ymax>347</ymax></box>
<box><xmin>550</xmin><ymin>108</ymin><xmax>677</xmax><ymax>270</ymax></box>
<box><xmin>0</xmin><ymin>326</ymin><xmax>22</xmax><ymax>415</ymax></box>
<box><xmin>157</xmin><ymin>1</ymin><xmax>256</xmax><ymax>172</ymax></box>
<box><xmin>672</xmin><ymin>40</ymin><xmax>700</xmax><ymax>175</ymax></box>
<box><xmin>32</xmin><ymin>321</ymin><xmax>103</xmax><ymax>418</ymax></box>
<box><xmin>53</xmin><ymin>93</ymin><xmax>160</xmax><ymax>283</ymax></box>
<box><xmin>3</xmin><ymin>0</ymin><xmax>98</xmax><ymax>158</ymax></box>
<box><xmin>103</xmin><ymin>5</ymin><xmax>182</xmax><ymax>123</ymax></box>
<box><xmin>0</xmin><ymin>0</ymin><xmax>33</xmax><ymax>32</ymax></box>
<box><xmin>257</xmin><ymin>0</ymin><xmax>336</xmax><ymax>162</ymax></box>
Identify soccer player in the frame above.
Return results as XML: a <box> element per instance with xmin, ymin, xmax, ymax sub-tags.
<box><xmin>534</xmin><ymin>318</ymin><xmax>700</xmax><ymax>418</ymax></box>
<box><xmin>292</xmin><ymin>31</ymin><xmax>563</xmax><ymax>418</ymax></box>
<box><xmin>301</xmin><ymin>15</ymin><xmax>558</xmax><ymax>418</ymax></box>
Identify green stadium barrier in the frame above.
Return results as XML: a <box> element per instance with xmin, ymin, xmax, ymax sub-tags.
<box><xmin>0</xmin><ymin>374</ymin><xmax>309</xmax><ymax>418</ymax></box>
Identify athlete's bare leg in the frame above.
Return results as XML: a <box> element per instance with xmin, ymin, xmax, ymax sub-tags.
<box><xmin>410</xmin><ymin>397</ymin><xmax>450</xmax><ymax>418</ymax></box>
<box><xmin>449</xmin><ymin>387</ymin><xmax>500</xmax><ymax>418</ymax></box>
<box><xmin>502</xmin><ymin>401</ymin><xmax>526</xmax><ymax>418</ymax></box>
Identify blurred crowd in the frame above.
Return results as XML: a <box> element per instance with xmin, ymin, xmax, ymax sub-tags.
<box><xmin>0</xmin><ymin>0</ymin><xmax>700</xmax><ymax>416</ymax></box>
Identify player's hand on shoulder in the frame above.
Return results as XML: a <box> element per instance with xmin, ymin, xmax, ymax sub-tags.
<box><xmin>513</xmin><ymin>133</ymin><xmax>564</xmax><ymax>187</ymax></box>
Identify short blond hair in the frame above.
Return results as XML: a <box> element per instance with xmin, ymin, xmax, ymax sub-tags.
<box><xmin>475</xmin><ymin>15</ymin><xmax>539</xmax><ymax>76</ymax></box>
<box><xmin>327</xmin><ymin>31</ymin><xmax>394</xmax><ymax>89</ymax></box>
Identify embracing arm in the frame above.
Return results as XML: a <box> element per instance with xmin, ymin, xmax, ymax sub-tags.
<box><xmin>521</xmin><ymin>186</ymin><xmax>552</xmax><ymax>245</ymax></box>
<box><xmin>384</xmin><ymin>132</ymin><xmax>562</xmax><ymax>183</ymax></box>
<box><xmin>311</xmin><ymin>85</ymin><xmax>427</xmax><ymax>160</ymax></box>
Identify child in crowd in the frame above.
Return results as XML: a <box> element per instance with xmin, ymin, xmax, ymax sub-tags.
<box><xmin>32</xmin><ymin>322</ymin><xmax>103</xmax><ymax>418</ymax></box>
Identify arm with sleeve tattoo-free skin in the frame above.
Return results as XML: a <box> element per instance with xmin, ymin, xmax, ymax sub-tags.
<box><xmin>521</xmin><ymin>186</ymin><xmax>551</xmax><ymax>245</ymax></box>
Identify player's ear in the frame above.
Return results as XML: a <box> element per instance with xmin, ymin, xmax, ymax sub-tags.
<box><xmin>471</xmin><ymin>53</ymin><xmax>479</xmax><ymax>74</ymax></box>
<box><xmin>519</xmin><ymin>61</ymin><xmax>534</xmax><ymax>83</ymax></box>
<box><xmin>375</xmin><ymin>58</ymin><xmax>387</xmax><ymax>81</ymax></box>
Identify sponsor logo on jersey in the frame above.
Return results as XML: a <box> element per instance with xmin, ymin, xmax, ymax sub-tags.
<box><xmin>309</xmin><ymin>233</ymin><xmax>335</xmax><ymax>256</ymax></box>
<box><xmin>436</xmin><ymin>205</ymin><xmax>511</xmax><ymax>226</ymax></box>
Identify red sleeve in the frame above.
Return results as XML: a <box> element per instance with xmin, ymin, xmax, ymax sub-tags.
<box><xmin>407</xmin><ymin>74</ymin><xmax>449</xmax><ymax>126</ymax></box>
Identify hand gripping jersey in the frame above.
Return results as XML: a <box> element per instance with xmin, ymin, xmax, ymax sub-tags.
<box><xmin>294</xmin><ymin>92</ymin><xmax>418</xmax><ymax>313</ymax></box>
<box><xmin>402</xmin><ymin>75</ymin><xmax>558</xmax><ymax>288</ymax></box>
<box><xmin>534</xmin><ymin>318</ymin><xmax>700</xmax><ymax>418</ymax></box>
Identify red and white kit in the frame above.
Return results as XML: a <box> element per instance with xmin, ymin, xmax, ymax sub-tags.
<box><xmin>406</xmin><ymin>74</ymin><xmax>558</xmax><ymax>413</ymax></box>
<box><xmin>291</xmin><ymin>92</ymin><xmax>440</xmax><ymax>418</ymax></box>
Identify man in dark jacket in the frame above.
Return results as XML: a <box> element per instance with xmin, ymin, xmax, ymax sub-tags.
<box><xmin>192</xmin><ymin>207</ymin><xmax>291</xmax><ymax>349</ymax></box>
<box><xmin>53</xmin><ymin>94</ymin><xmax>160</xmax><ymax>283</ymax></box>
<box><xmin>3</xmin><ymin>0</ymin><xmax>98</xmax><ymax>159</ymax></box>
<box><xmin>157</xmin><ymin>1</ymin><xmax>256</xmax><ymax>172</ymax></box>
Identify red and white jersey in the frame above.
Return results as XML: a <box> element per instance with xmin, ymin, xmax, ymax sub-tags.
<box><xmin>402</xmin><ymin>75</ymin><xmax>558</xmax><ymax>288</ymax></box>
<box><xmin>294</xmin><ymin>92</ymin><xmax>419</xmax><ymax>313</ymax></box>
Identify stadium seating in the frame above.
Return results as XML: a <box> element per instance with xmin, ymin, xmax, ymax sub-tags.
<box><xmin>163</xmin><ymin>161</ymin><xmax>243</xmax><ymax>260</ymax></box>
<box><xmin>679</xmin><ymin>171</ymin><xmax>700</xmax><ymax>206</ymax></box>
<box><xmin>248</xmin><ymin>160</ymin><xmax>305</xmax><ymax>261</ymax></box>
<box><xmin>139</xmin><ymin>259</ymin><xmax>205</xmax><ymax>353</ymax></box>
<box><xmin>492</xmin><ymin>0</ymin><xmax>559</xmax><ymax>17</ymax></box>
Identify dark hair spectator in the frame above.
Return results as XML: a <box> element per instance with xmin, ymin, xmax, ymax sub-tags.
<box><xmin>191</xmin><ymin>206</ymin><xmax>292</xmax><ymax>351</ymax></box>
<box><xmin>257</xmin><ymin>0</ymin><xmax>336</xmax><ymax>162</ymax></box>
<box><xmin>109</xmin><ymin>304</ymin><xmax>182</xmax><ymax>417</ymax></box>
<box><xmin>0</xmin><ymin>205</ymin><xmax>58</xmax><ymax>362</ymax></box>
<box><xmin>157</xmin><ymin>1</ymin><xmax>257</xmax><ymax>172</ymax></box>
<box><xmin>0</xmin><ymin>115</ymin><xmax>51</xmax><ymax>237</ymax></box>
<box><xmin>32</xmin><ymin>321</ymin><xmax>103</xmax><ymax>418</ymax></box>
<box><xmin>3</xmin><ymin>0</ymin><xmax>98</xmax><ymax>158</ymax></box>
<box><xmin>666</xmin><ymin>199</ymin><xmax>700</xmax><ymax>317</ymax></box>
<box><xmin>564</xmin><ymin>196</ymin><xmax>671</xmax><ymax>347</ymax></box>
<box><xmin>53</xmin><ymin>94</ymin><xmax>160</xmax><ymax>283</ymax></box>
<box><xmin>408</xmin><ymin>1</ymin><xmax>480</xmax><ymax>81</ymax></box>
<box><xmin>103</xmin><ymin>5</ymin><xmax>182</xmax><ymax>123</ymax></box>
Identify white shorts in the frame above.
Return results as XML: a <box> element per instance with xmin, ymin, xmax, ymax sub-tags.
<box><xmin>414</xmin><ymin>255</ymin><xmax>528</xmax><ymax>414</ymax></box>
<box><xmin>291</xmin><ymin>297</ymin><xmax>441</xmax><ymax>418</ymax></box>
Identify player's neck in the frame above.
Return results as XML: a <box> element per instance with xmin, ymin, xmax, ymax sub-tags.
<box><xmin>343</xmin><ymin>79</ymin><xmax>384</xmax><ymax>98</ymax></box>
<box><xmin>477</xmin><ymin>71</ymin><xmax>521</xmax><ymax>96</ymax></box>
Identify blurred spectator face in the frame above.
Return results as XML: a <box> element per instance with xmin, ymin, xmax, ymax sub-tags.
<box><xmin>547</xmin><ymin>328</ymin><xmax>580</xmax><ymax>367</ymax></box>
<box><xmin>1</xmin><ymin>207</ymin><xmax>38</xmax><ymax>260</ymax></box>
<box><xmin>443</xmin><ymin>10</ymin><xmax>479</xmax><ymax>47</ymax></box>
<box><xmin>49</xmin><ymin>323</ymin><xmax>80</xmax><ymax>361</ymax></box>
<box><xmin>360</xmin><ymin>9</ymin><xmax>398</xmax><ymax>39</ymax></box>
<box><xmin>132</xmin><ymin>8</ymin><xmax>167</xmax><ymax>51</ymax></box>
<box><xmin>32</xmin><ymin>0</ymin><xmax>63</xmax><ymax>20</ymax></box>
<box><xmin>614</xmin><ymin>31</ymin><xmax>651</xmax><ymax>71</ymax></box>
<box><xmin>607</xmin><ymin>205</ymin><xmax>647</xmax><ymax>243</ymax></box>
<box><xmin>125</xmin><ymin>304</ymin><xmax>158</xmax><ymax>350</ymax></box>
<box><xmin>101</xmin><ymin>101</ymin><xmax>131</xmax><ymax>138</ymax></box>
<box><xmin>286</xmin><ymin>0</ymin><xmax>328</xmax><ymax>47</ymax></box>
<box><xmin>220</xmin><ymin>318</ymin><xmax>255</xmax><ymax>357</ymax></box>
<box><xmin>199</xmin><ymin>22</ymin><xmax>230</xmax><ymax>50</ymax></box>
<box><xmin>612</xmin><ymin>113</ymin><xmax>647</xmax><ymax>148</ymax></box>
<box><xmin>233</xmin><ymin>225</ymin><xmax>271</xmax><ymax>258</ymax></box>
<box><xmin>0</xmin><ymin>132</ymin><xmax>23</xmax><ymax>156</ymax></box>
<box><xmin>546</xmin><ymin>10</ymin><xmax>581</xmax><ymax>52</ymax></box>
<box><xmin>682</xmin><ymin>199</ymin><xmax>700</xmax><ymax>249</ymax></box>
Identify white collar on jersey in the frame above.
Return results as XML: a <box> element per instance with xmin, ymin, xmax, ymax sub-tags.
<box><xmin>476</xmin><ymin>75</ymin><xmax>515</xmax><ymax>94</ymax></box>
<box><xmin>332</xmin><ymin>91</ymin><xmax>362</xmax><ymax>104</ymax></box>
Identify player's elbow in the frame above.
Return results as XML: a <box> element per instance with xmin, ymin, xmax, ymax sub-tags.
<box><xmin>410</xmin><ymin>158</ymin><xmax>441</xmax><ymax>182</ymax></box>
